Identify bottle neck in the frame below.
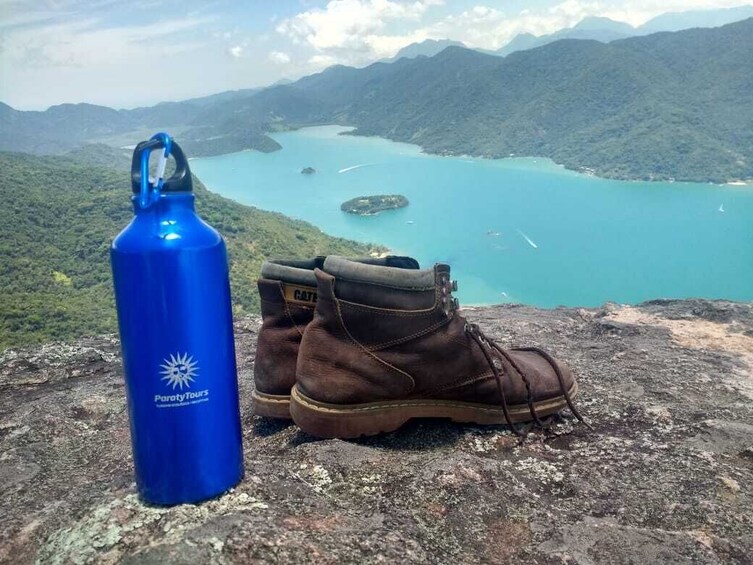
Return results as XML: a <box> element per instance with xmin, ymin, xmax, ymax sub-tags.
<box><xmin>131</xmin><ymin>192</ymin><xmax>195</xmax><ymax>215</ymax></box>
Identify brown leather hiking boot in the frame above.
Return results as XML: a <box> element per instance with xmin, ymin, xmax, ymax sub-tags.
<box><xmin>252</xmin><ymin>256</ymin><xmax>420</xmax><ymax>419</ymax></box>
<box><xmin>290</xmin><ymin>257</ymin><xmax>584</xmax><ymax>438</ymax></box>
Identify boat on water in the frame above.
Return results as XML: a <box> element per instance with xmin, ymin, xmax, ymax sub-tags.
<box><xmin>719</xmin><ymin>204</ymin><xmax>725</xmax><ymax>213</ymax></box>
<box><xmin>517</xmin><ymin>229</ymin><xmax>539</xmax><ymax>249</ymax></box>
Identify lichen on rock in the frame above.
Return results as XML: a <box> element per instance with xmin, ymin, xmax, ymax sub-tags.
<box><xmin>1</xmin><ymin>300</ymin><xmax>752</xmax><ymax>563</ymax></box>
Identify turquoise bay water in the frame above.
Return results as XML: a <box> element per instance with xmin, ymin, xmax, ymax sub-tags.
<box><xmin>191</xmin><ymin>126</ymin><xmax>753</xmax><ymax>308</ymax></box>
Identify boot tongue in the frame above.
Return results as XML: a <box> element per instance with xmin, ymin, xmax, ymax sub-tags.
<box><xmin>322</xmin><ymin>256</ymin><xmax>435</xmax><ymax>289</ymax></box>
<box><xmin>322</xmin><ymin>256</ymin><xmax>438</xmax><ymax>310</ymax></box>
<box><xmin>345</xmin><ymin>255</ymin><xmax>420</xmax><ymax>269</ymax></box>
<box><xmin>261</xmin><ymin>261</ymin><xmax>318</xmax><ymax>286</ymax></box>
<box><xmin>384</xmin><ymin>256</ymin><xmax>420</xmax><ymax>269</ymax></box>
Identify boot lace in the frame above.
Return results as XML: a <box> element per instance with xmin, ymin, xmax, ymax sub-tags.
<box><xmin>441</xmin><ymin>275</ymin><xmax>587</xmax><ymax>436</ymax></box>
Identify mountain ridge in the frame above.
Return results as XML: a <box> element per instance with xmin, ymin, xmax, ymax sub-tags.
<box><xmin>495</xmin><ymin>4</ymin><xmax>753</xmax><ymax>56</ymax></box>
<box><xmin>2</xmin><ymin>19</ymin><xmax>752</xmax><ymax>183</ymax></box>
<box><xmin>287</xmin><ymin>19</ymin><xmax>753</xmax><ymax>182</ymax></box>
<box><xmin>385</xmin><ymin>39</ymin><xmax>466</xmax><ymax>61</ymax></box>
<box><xmin>495</xmin><ymin>16</ymin><xmax>634</xmax><ymax>56</ymax></box>
<box><xmin>640</xmin><ymin>3</ymin><xmax>753</xmax><ymax>33</ymax></box>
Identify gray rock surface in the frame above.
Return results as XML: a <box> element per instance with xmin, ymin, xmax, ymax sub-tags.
<box><xmin>1</xmin><ymin>300</ymin><xmax>752</xmax><ymax>564</ymax></box>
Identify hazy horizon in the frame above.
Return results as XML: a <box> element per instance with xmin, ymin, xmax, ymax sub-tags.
<box><xmin>1</xmin><ymin>0</ymin><xmax>751</xmax><ymax>110</ymax></box>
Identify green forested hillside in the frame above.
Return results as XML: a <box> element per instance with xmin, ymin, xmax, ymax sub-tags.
<box><xmin>170</xmin><ymin>16</ymin><xmax>753</xmax><ymax>183</ymax></box>
<box><xmin>314</xmin><ymin>20</ymin><xmax>753</xmax><ymax>182</ymax></box>
<box><xmin>0</xmin><ymin>152</ymin><xmax>377</xmax><ymax>349</ymax></box>
<box><xmin>2</xmin><ymin>19</ymin><xmax>752</xmax><ymax>182</ymax></box>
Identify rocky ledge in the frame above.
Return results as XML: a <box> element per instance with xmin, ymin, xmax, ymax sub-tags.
<box><xmin>1</xmin><ymin>300</ymin><xmax>752</xmax><ymax>564</ymax></box>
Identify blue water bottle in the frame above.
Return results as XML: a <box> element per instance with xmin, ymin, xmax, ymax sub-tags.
<box><xmin>111</xmin><ymin>133</ymin><xmax>243</xmax><ymax>505</ymax></box>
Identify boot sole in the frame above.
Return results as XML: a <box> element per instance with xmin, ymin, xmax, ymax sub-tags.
<box><xmin>251</xmin><ymin>390</ymin><xmax>291</xmax><ymax>419</ymax></box>
<box><xmin>290</xmin><ymin>382</ymin><xmax>579</xmax><ymax>439</ymax></box>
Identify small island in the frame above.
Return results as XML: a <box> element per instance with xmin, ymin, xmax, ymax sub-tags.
<box><xmin>301</xmin><ymin>167</ymin><xmax>316</xmax><ymax>175</ymax></box>
<box><xmin>341</xmin><ymin>194</ymin><xmax>409</xmax><ymax>216</ymax></box>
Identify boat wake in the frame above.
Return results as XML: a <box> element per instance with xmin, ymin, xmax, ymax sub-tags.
<box><xmin>517</xmin><ymin>229</ymin><xmax>539</xmax><ymax>249</ymax></box>
<box><xmin>338</xmin><ymin>163</ymin><xmax>378</xmax><ymax>174</ymax></box>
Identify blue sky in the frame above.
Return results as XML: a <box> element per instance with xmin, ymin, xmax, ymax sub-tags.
<box><xmin>0</xmin><ymin>0</ymin><xmax>746</xmax><ymax>109</ymax></box>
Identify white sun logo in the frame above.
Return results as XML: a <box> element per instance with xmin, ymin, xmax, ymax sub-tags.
<box><xmin>160</xmin><ymin>353</ymin><xmax>199</xmax><ymax>390</ymax></box>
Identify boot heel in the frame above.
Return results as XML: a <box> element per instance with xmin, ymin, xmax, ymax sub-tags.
<box><xmin>290</xmin><ymin>386</ymin><xmax>409</xmax><ymax>439</ymax></box>
<box><xmin>251</xmin><ymin>390</ymin><xmax>292</xmax><ymax>419</ymax></box>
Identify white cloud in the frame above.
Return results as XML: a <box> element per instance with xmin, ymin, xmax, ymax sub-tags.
<box><xmin>0</xmin><ymin>0</ymin><xmax>126</xmax><ymax>30</ymax></box>
<box><xmin>423</xmin><ymin>0</ymin><xmax>750</xmax><ymax>50</ymax></box>
<box><xmin>2</xmin><ymin>0</ymin><xmax>748</xmax><ymax>108</ymax></box>
<box><xmin>278</xmin><ymin>0</ymin><xmax>753</xmax><ymax>65</ymax></box>
<box><xmin>0</xmin><ymin>9</ymin><xmax>63</xmax><ymax>29</ymax></box>
<box><xmin>275</xmin><ymin>0</ymin><xmax>605</xmax><ymax>67</ymax></box>
<box><xmin>276</xmin><ymin>0</ymin><xmax>443</xmax><ymax>63</ymax></box>
<box><xmin>1</xmin><ymin>15</ymin><xmax>213</xmax><ymax>68</ymax></box>
<box><xmin>308</xmin><ymin>54</ymin><xmax>339</xmax><ymax>69</ymax></box>
<box><xmin>361</xmin><ymin>29</ymin><xmax>431</xmax><ymax>56</ymax></box>
<box><xmin>268</xmin><ymin>50</ymin><xmax>291</xmax><ymax>64</ymax></box>
<box><xmin>597</xmin><ymin>0</ymin><xmax>749</xmax><ymax>27</ymax></box>
<box><xmin>422</xmin><ymin>2</ymin><xmax>605</xmax><ymax>50</ymax></box>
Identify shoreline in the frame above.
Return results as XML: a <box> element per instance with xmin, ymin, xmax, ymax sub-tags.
<box><xmin>194</xmin><ymin>124</ymin><xmax>753</xmax><ymax>188</ymax></box>
<box><xmin>338</xmin><ymin>125</ymin><xmax>753</xmax><ymax>187</ymax></box>
<box><xmin>189</xmin><ymin>135</ymin><xmax>753</xmax><ymax>309</ymax></box>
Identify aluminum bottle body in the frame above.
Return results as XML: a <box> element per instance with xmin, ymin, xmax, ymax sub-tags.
<box><xmin>111</xmin><ymin>193</ymin><xmax>243</xmax><ymax>505</ymax></box>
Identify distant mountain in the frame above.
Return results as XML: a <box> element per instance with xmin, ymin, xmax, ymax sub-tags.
<box><xmin>492</xmin><ymin>33</ymin><xmax>539</xmax><ymax>56</ymax></box>
<box><xmin>0</xmin><ymin>102</ymin><xmax>132</xmax><ymax>154</ymax></box>
<box><xmin>278</xmin><ymin>19</ymin><xmax>753</xmax><ymax>182</ymax></box>
<box><xmin>180</xmin><ymin>88</ymin><xmax>263</xmax><ymax>106</ymax></box>
<box><xmin>386</xmin><ymin>39</ymin><xmax>466</xmax><ymax>61</ymax></box>
<box><xmin>0</xmin><ymin>97</ymin><xmax>282</xmax><ymax>156</ymax></box>
<box><xmin>2</xmin><ymin>19</ymin><xmax>752</xmax><ymax>183</ymax></box>
<box><xmin>0</xmin><ymin>148</ymin><xmax>376</xmax><ymax>348</ymax></box>
<box><xmin>639</xmin><ymin>4</ymin><xmax>753</xmax><ymax>33</ymax></box>
<box><xmin>575</xmin><ymin>16</ymin><xmax>635</xmax><ymax>34</ymax></box>
<box><xmin>496</xmin><ymin>17</ymin><xmax>634</xmax><ymax>56</ymax></box>
<box><xmin>0</xmin><ymin>80</ymin><xmax>297</xmax><ymax>157</ymax></box>
<box><xmin>494</xmin><ymin>6</ymin><xmax>753</xmax><ymax>57</ymax></box>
